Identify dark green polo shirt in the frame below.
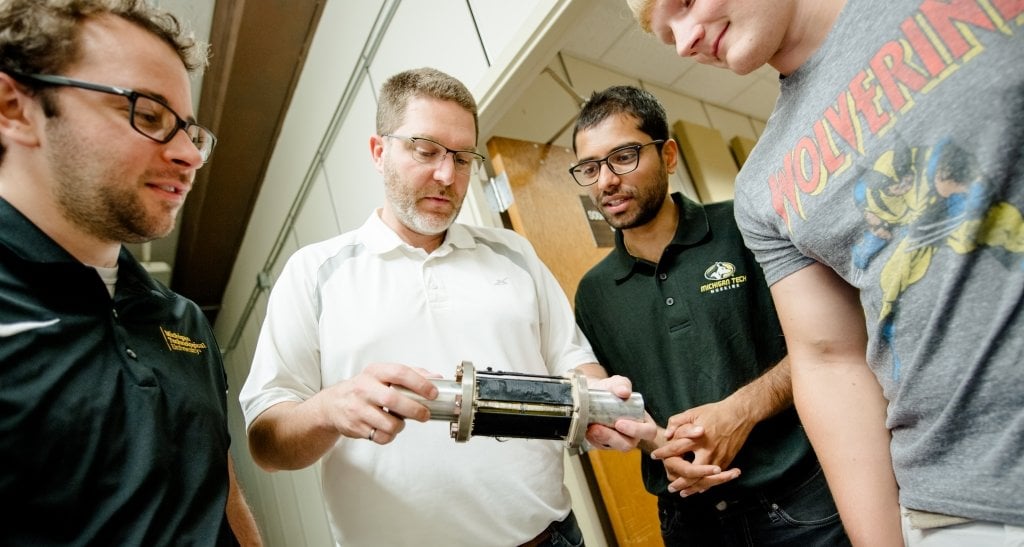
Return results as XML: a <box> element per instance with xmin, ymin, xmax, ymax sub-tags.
<box><xmin>0</xmin><ymin>198</ymin><xmax>235</xmax><ymax>545</ymax></box>
<box><xmin>575</xmin><ymin>193</ymin><xmax>813</xmax><ymax>498</ymax></box>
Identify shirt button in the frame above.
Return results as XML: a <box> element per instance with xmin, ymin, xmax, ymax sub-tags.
<box><xmin>126</xmin><ymin>348</ymin><xmax>138</xmax><ymax>359</ymax></box>
<box><xmin>665</xmin><ymin>297</ymin><xmax>674</xmax><ymax>306</ymax></box>
<box><xmin>659</xmin><ymin>273</ymin><xmax>667</xmax><ymax>280</ymax></box>
<box><xmin>715</xmin><ymin>501</ymin><xmax>728</xmax><ymax>511</ymax></box>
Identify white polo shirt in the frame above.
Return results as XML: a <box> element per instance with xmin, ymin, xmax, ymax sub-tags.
<box><xmin>241</xmin><ymin>210</ymin><xmax>597</xmax><ymax>546</ymax></box>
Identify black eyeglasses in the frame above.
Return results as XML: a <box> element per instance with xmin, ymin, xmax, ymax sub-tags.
<box><xmin>568</xmin><ymin>140</ymin><xmax>665</xmax><ymax>186</ymax></box>
<box><xmin>9</xmin><ymin>72</ymin><xmax>217</xmax><ymax>163</ymax></box>
<box><xmin>382</xmin><ymin>134</ymin><xmax>484</xmax><ymax>175</ymax></box>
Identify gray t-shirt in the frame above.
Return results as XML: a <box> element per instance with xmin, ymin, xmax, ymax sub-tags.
<box><xmin>735</xmin><ymin>0</ymin><xmax>1024</xmax><ymax>526</ymax></box>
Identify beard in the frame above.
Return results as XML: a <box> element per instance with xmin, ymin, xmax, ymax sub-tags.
<box><xmin>596</xmin><ymin>162</ymin><xmax>670</xmax><ymax>230</ymax></box>
<box><xmin>381</xmin><ymin>156</ymin><xmax>463</xmax><ymax>236</ymax></box>
<box><xmin>46</xmin><ymin>117</ymin><xmax>180</xmax><ymax>244</ymax></box>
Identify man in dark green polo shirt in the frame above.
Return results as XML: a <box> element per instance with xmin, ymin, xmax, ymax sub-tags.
<box><xmin>570</xmin><ymin>85</ymin><xmax>848</xmax><ymax>546</ymax></box>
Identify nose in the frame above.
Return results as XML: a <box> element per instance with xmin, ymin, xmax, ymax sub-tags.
<box><xmin>433</xmin><ymin>152</ymin><xmax>457</xmax><ymax>185</ymax></box>
<box><xmin>596</xmin><ymin>161</ymin><xmax>621</xmax><ymax>191</ymax></box>
<box><xmin>673</xmin><ymin>20</ymin><xmax>703</xmax><ymax>58</ymax></box>
<box><xmin>164</xmin><ymin>128</ymin><xmax>205</xmax><ymax>169</ymax></box>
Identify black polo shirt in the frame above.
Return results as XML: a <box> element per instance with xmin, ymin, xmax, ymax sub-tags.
<box><xmin>575</xmin><ymin>193</ymin><xmax>813</xmax><ymax>498</ymax></box>
<box><xmin>0</xmin><ymin>198</ymin><xmax>235</xmax><ymax>545</ymax></box>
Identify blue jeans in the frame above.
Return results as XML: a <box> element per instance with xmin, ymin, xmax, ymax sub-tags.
<box><xmin>659</xmin><ymin>463</ymin><xmax>850</xmax><ymax>546</ymax></box>
<box><xmin>534</xmin><ymin>511</ymin><xmax>585</xmax><ymax>547</ymax></box>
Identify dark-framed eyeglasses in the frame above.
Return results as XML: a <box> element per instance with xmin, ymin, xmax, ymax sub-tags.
<box><xmin>382</xmin><ymin>134</ymin><xmax>484</xmax><ymax>176</ymax></box>
<box><xmin>568</xmin><ymin>140</ymin><xmax>665</xmax><ymax>187</ymax></box>
<box><xmin>7</xmin><ymin>72</ymin><xmax>217</xmax><ymax>164</ymax></box>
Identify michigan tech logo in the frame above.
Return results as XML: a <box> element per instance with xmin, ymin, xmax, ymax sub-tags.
<box><xmin>700</xmin><ymin>262</ymin><xmax>747</xmax><ymax>294</ymax></box>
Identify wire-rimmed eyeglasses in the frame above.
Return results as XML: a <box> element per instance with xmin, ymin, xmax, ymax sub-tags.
<box><xmin>8</xmin><ymin>72</ymin><xmax>217</xmax><ymax>164</ymax></box>
<box><xmin>382</xmin><ymin>134</ymin><xmax>484</xmax><ymax>176</ymax></box>
<box><xmin>568</xmin><ymin>140</ymin><xmax>665</xmax><ymax>186</ymax></box>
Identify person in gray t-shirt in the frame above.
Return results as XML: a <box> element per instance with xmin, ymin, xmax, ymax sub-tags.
<box><xmin>625</xmin><ymin>0</ymin><xmax>1024</xmax><ymax>545</ymax></box>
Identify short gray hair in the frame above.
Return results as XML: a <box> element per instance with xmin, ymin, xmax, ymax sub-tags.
<box><xmin>376</xmin><ymin>67</ymin><xmax>478</xmax><ymax>143</ymax></box>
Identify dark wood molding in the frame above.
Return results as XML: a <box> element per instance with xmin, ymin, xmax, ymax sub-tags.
<box><xmin>172</xmin><ymin>0</ymin><xmax>325</xmax><ymax>323</ymax></box>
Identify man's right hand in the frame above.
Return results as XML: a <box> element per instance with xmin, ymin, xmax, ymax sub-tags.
<box><xmin>651</xmin><ymin>422</ymin><xmax>742</xmax><ymax>497</ymax></box>
<box><xmin>314</xmin><ymin>362</ymin><xmax>439</xmax><ymax>445</ymax></box>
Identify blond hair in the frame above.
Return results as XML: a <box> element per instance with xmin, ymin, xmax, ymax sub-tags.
<box><xmin>625</xmin><ymin>0</ymin><xmax>655</xmax><ymax>33</ymax></box>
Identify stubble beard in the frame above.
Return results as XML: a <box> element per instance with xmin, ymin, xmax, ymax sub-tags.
<box><xmin>47</xmin><ymin>118</ymin><xmax>178</xmax><ymax>244</ymax></box>
<box><xmin>598</xmin><ymin>164</ymin><xmax>669</xmax><ymax>230</ymax></box>
<box><xmin>382</xmin><ymin>158</ymin><xmax>462</xmax><ymax>236</ymax></box>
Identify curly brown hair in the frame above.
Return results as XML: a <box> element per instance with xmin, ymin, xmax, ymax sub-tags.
<box><xmin>0</xmin><ymin>0</ymin><xmax>208</xmax><ymax>161</ymax></box>
<box><xmin>0</xmin><ymin>0</ymin><xmax>208</xmax><ymax>75</ymax></box>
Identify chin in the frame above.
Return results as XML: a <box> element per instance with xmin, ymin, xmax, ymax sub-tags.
<box><xmin>721</xmin><ymin>48</ymin><xmax>762</xmax><ymax>76</ymax></box>
<box><xmin>134</xmin><ymin>220</ymin><xmax>177</xmax><ymax>243</ymax></box>
<box><xmin>604</xmin><ymin>216</ymin><xmax>632</xmax><ymax>231</ymax></box>
<box><xmin>412</xmin><ymin>217</ymin><xmax>453</xmax><ymax>236</ymax></box>
<box><xmin>728</xmin><ymin>58</ymin><xmax>761</xmax><ymax>76</ymax></box>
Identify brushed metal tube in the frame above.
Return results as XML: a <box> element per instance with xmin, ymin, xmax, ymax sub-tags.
<box><xmin>396</xmin><ymin>380</ymin><xmax>644</xmax><ymax>427</ymax></box>
<box><xmin>394</xmin><ymin>380</ymin><xmax>462</xmax><ymax>420</ymax></box>
<box><xmin>587</xmin><ymin>391</ymin><xmax>645</xmax><ymax>427</ymax></box>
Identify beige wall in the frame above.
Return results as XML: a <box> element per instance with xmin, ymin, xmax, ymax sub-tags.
<box><xmin>216</xmin><ymin>1</ymin><xmax>772</xmax><ymax>544</ymax></box>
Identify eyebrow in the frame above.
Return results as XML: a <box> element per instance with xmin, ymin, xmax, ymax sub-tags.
<box><xmin>138</xmin><ymin>88</ymin><xmax>198</xmax><ymax>124</ymax></box>
<box><xmin>412</xmin><ymin>134</ymin><xmax>478</xmax><ymax>152</ymax></box>
<box><xmin>579</xmin><ymin>140</ymin><xmax>645</xmax><ymax>162</ymax></box>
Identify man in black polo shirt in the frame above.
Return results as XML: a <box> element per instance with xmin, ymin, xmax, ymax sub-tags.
<box><xmin>570</xmin><ymin>85</ymin><xmax>848</xmax><ymax>546</ymax></box>
<box><xmin>0</xmin><ymin>1</ymin><xmax>259</xmax><ymax>544</ymax></box>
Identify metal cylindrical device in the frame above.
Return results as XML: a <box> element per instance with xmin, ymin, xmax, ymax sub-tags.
<box><xmin>396</xmin><ymin>361</ymin><xmax>644</xmax><ymax>451</ymax></box>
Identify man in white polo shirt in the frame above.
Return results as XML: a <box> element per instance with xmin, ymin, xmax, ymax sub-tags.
<box><xmin>240</xmin><ymin>67</ymin><xmax>654</xmax><ymax>547</ymax></box>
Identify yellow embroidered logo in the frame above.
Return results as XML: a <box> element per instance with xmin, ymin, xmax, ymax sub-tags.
<box><xmin>160</xmin><ymin>326</ymin><xmax>208</xmax><ymax>355</ymax></box>
<box><xmin>700</xmin><ymin>262</ymin><xmax>747</xmax><ymax>294</ymax></box>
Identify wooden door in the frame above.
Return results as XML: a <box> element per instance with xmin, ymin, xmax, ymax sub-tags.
<box><xmin>487</xmin><ymin>136</ymin><xmax>664</xmax><ymax>547</ymax></box>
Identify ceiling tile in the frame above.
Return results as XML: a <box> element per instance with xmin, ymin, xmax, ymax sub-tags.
<box><xmin>598</xmin><ymin>29</ymin><xmax>696</xmax><ymax>89</ymax></box>
<box><xmin>725</xmin><ymin>77</ymin><xmax>781</xmax><ymax>121</ymax></box>
<box><xmin>670</xmin><ymin>63</ymin><xmax>756</xmax><ymax>115</ymax></box>
<box><xmin>558</xmin><ymin>0</ymin><xmax>632</xmax><ymax>59</ymax></box>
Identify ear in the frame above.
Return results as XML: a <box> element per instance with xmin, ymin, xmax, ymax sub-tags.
<box><xmin>661</xmin><ymin>138</ymin><xmax>680</xmax><ymax>174</ymax></box>
<box><xmin>0</xmin><ymin>73</ymin><xmax>42</xmax><ymax>149</ymax></box>
<box><xmin>369</xmin><ymin>133</ymin><xmax>386</xmax><ymax>173</ymax></box>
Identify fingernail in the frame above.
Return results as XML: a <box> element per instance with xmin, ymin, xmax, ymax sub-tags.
<box><xmin>667</xmin><ymin>485</ymin><xmax>677</xmax><ymax>493</ymax></box>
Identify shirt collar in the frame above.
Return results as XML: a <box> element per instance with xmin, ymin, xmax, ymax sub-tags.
<box><xmin>608</xmin><ymin>192</ymin><xmax>711</xmax><ymax>281</ymax></box>
<box><xmin>0</xmin><ymin>197</ymin><xmax>78</xmax><ymax>264</ymax></box>
<box><xmin>359</xmin><ymin>209</ymin><xmax>476</xmax><ymax>256</ymax></box>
